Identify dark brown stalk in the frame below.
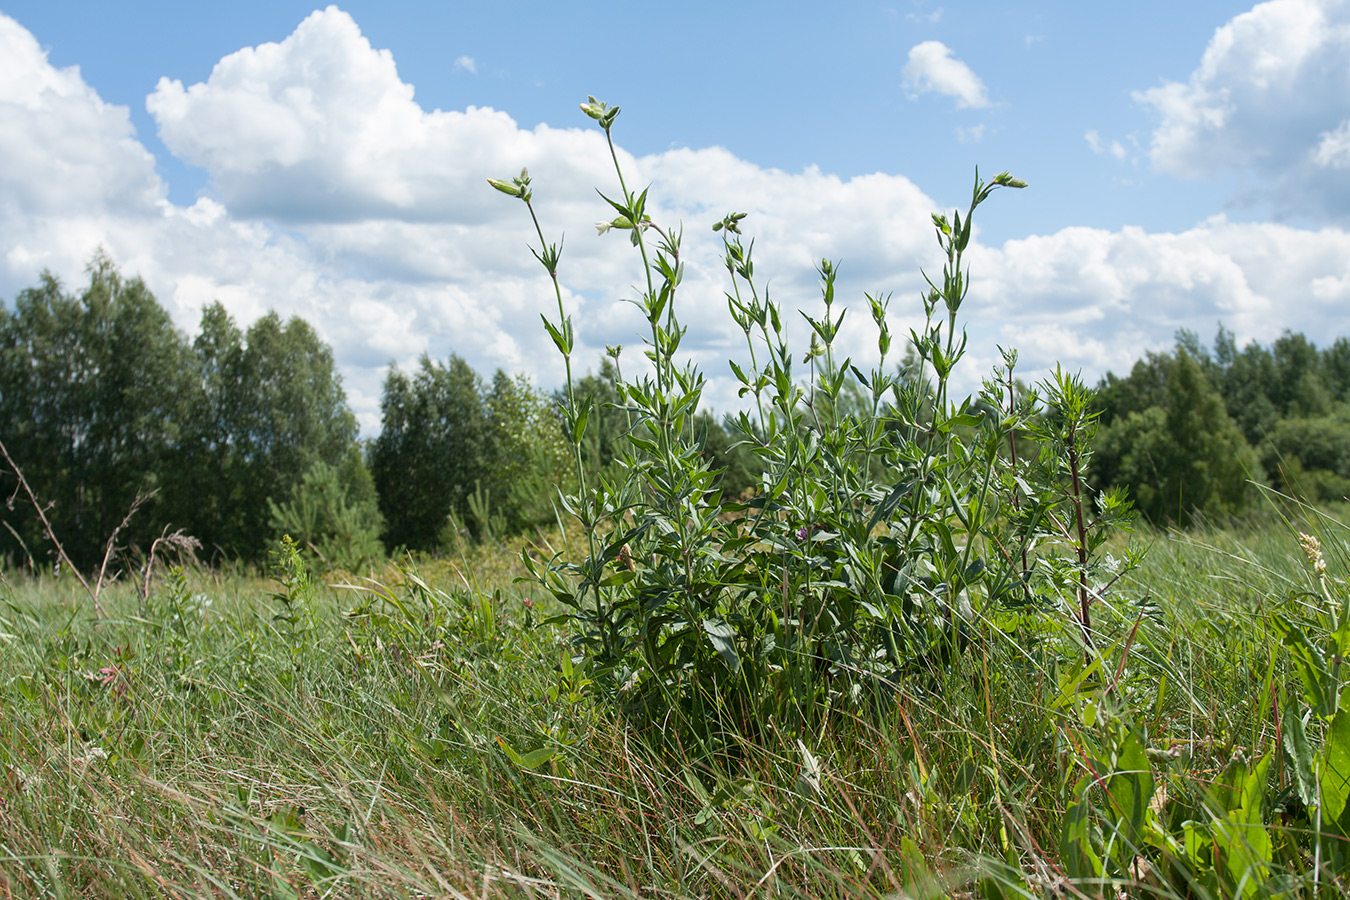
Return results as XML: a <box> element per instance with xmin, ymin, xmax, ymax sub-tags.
<box><xmin>1004</xmin><ymin>368</ymin><xmax>1033</xmax><ymax>604</ymax></box>
<box><xmin>1064</xmin><ymin>426</ymin><xmax>1093</xmax><ymax>659</ymax></box>
<box><xmin>95</xmin><ymin>490</ymin><xmax>155</xmax><ymax>601</ymax></box>
<box><xmin>0</xmin><ymin>436</ymin><xmax>107</xmax><ymax>617</ymax></box>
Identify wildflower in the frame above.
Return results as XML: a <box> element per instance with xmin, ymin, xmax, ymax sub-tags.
<box><xmin>1300</xmin><ymin>532</ymin><xmax>1328</xmax><ymax>577</ymax></box>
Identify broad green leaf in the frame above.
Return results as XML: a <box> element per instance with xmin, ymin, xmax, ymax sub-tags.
<box><xmin>541</xmin><ymin>315</ymin><xmax>571</xmax><ymax>356</ymax></box>
<box><xmin>1238</xmin><ymin>752</ymin><xmax>1271</xmax><ymax>825</ymax></box>
<box><xmin>1319</xmin><ymin>709</ymin><xmax>1350</xmax><ymax>832</ymax></box>
<box><xmin>867</xmin><ymin>479</ymin><xmax>913</xmax><ymax>533</ymax></box>
<box><xmin>939</xmin><ymin>412</ymin><xmax>983</xmax><ymax>432</ymax></box>
<box><xmin>1106</xmin><ymin>727</ymin><xmax>1154</xmax><ymax>847</ymax></box>
<box><xmin>1212</xmin><ymin>808</ymin><xmax>1271</xmax><ymax>899</ymax></box>
<box><xmin>570</xmin><ymin>403</ymin><xmax>589</xmax><ymax>442</ymax></box>
<box><xmin>1275</xmin><ymin>614</ymin><xmax>1335</xmax><ymax>720</ymax></box>
<box><xmin>1206</xmin><ymin>755</ymin><xmax>1249</xmax><ymax>818</ymax></box>
<box><xmin>1283</xmin><ymin>702</ymin><xmax>1318</xmax><ymax>807</ymax></box>
<box><xmin>598</xmin><ymin>570</ymin><xmax>635</xmax><ymax>588</ymax></box>
<box><xmin>496</xmin><ymin>736</ymin><xmax>558</xmax><ymax>770</ymax></box>
<box><xmin>702</xmin><ymin>618</ymin><xmax>740</xmax><ymax>673</ymax></box>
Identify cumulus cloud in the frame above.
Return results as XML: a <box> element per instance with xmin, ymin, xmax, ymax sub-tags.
<box><xmin>901</xmin><ymin>41</ymin><xmax>989</xmax><ymax>109</ymax></box>
<box><xmin>146</xmin><ymin>7</ymin><xmax>621</xmax><ymax>226</ymax></box>
<box><xmin>4</xmin><ymin>7</ymin><xmax>1350</xmax><ymax>435</ymax></box>
<box><xmin>453</xmin><ymin>55</ymin><xmax>476</xmax><ymax>74</ymax></box>
<box><xmin>0</xmin><ymin>14</ymin><xmax>164</xmax><ymax>219</ymax></box>
<box><xmin>969</xmin><ymin>218</ymin><xmax>1350</xmax><ymax>379</ymax></box>
<box><xmin>1134</xmin><ymin>0</ymin><xmax>1350</xmax><ymax>220</ymax></box>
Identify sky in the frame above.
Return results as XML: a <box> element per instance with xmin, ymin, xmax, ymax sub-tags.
<box><xmin>1</xmin><ymin>0</ymin><xmax>1348</xmax><ymax>432</ymax></box>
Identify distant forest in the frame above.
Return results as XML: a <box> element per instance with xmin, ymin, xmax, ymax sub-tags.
<box><xmin>1091</xmin><ymin>325</ymin><xmax>1350</xmax><ymax>525</ymax></box>
<box><xmin>1</xmin><ymin>256</ymin><xmax>1346</xmax><ymax>573</ymax></box>
<box><xmin>0</xmin><ymin>256</ymin><xmax>757</xmax><ymax>572</ymax></box>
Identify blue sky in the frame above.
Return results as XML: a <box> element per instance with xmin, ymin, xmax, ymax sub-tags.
<box><xmin>1</xmin><ymin>1</ymin><xmax>1347</xmax><ymax>430</ymax></box>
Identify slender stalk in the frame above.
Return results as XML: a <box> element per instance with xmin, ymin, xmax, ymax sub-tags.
<box><xmin>1004</xmin><ymin>362</ymin><xmax>1033</xmax><ymax>603</ymax></box>
<box><xmin>0</xmin><ymin>435</ymin><xmax>106</xmax><ymax>618</ymax></box>
<box><xmin>520</xmin><ymin>194</ymin><xmax>608</xmax><ymax>658</ymax></box>
<box><xmin>1065</xmin><ymin>425</ymin><xmax>1094</xmax><ymax>658</ymax></box>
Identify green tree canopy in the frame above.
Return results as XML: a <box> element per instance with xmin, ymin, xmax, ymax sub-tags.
<box><xmin>0</xmin><ymin>256</ymin><xmax>371</xmax><ymax>571</ymax></box>
<box><xmin>0</xmin><ymin>254</ymin><xmax>192</xmax><ymax>570</ymax></box>
<box><xmin>170</xmin><ymin>303</ymin><xmax>365</xmax><ymax>562</ymax></box>
<box><xmin>1094</xmin><ymin>348</ymin><xmax>1260</xmax><ymax>525</ymax></box>
<box><xmin>371</xmin><ymin>354</ymin><xmax>489</xmax><ymax>552</ymax></box>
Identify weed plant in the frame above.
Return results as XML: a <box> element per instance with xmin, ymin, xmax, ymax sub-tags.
<box><xmin>493</xmin><ymin>98</ymin><xmax>1146</xmax><ymax>766</ymax></box>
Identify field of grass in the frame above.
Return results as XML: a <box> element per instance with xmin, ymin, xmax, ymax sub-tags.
<box><xmin>0</xmin><ymin>502</ymin><xmax>1347</xmax><ymax>899</ymax></box>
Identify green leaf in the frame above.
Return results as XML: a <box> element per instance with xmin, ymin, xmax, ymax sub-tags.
<box><xmin>1212</xmin><ymin>808</ymin><xmax>1272</xmax><ymax>899</ymax></box>
<box><xmin>702</xmin><ymin>618</ymin><xmax>740</xmax><ymax>673</ymax></box>
<box><xmin>1060</xmin><ymin>775</ymin><xmax>1104</xmax><ymax>880</ymax></box>
<box><xmin>496</xmin><ymin>736</ymin><xmax>558</xmax><ymax>770</ymax></box>
<box><xmin>541</xmin><ymin>315</ymin><xmax>572</xmax><ymax>356</ymax></box>
<box><xmin>868</xmin><ymin>480</ymin><xmax>913</xmax><ymax>533</ymax></box>
<box><xmin>1283</xmin><ymin>701</ymin><xmax>1318</xmax><ymax>807</ymax></box>
<box><xmin>940</xmin><ymin>412</ymin><xmax>983</xmax><ymax>431</ymax></box>
<box><xmin>1319</xmin><ymin>709</ymin><xmax>1350</xmax><ymax>832</ymax></box>
<box><xmin>571</xmin><ymin>403</ymin><xmax>589</xmax><ymax>442</ymax></box>
<box><xmin>1238</xmin><ymin>751</ymin><xmax>1271</xmax><ymax>824</ymax></box>
<box><xmin>1275</xmin><ymin>614</ymin><xmax>1335</xmax><ymax>719</ymax></box>
<box><xmin>1106</xmin><ymin>726</ymin><xmax>1154</xmax><ymax>848</ymax></box>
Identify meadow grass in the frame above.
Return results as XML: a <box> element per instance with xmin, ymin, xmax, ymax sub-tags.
<box><xmin>0</xmin><ymin>505</ymin><xmax>1345</xmax><ymax>899</ymax></box>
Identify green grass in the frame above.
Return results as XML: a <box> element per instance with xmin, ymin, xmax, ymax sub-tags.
<box><xmin>0</xmin><ymin>508</ymin><xmax>1346</xmax><ymax>898</ymax></box>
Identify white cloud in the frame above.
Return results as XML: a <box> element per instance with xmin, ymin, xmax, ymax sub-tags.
<box><xmin>905</xmin><ymin>6</ymin><xmax>943</xmax><ymax>24</ymax></box>
<box><xmin>969</xmin><ymin>218</ymin><xmax>1350</xmax><ymax>380</ymax></box>
<box><xmin>5</xmin><ymin>8</ymin><xmax>1350</xmax><ymax>436</ymax></box>
<box><xmin>956</xmin><ymin>124</ymin><xmax>986</xmax><ymax>143</ymax></box>
<box><xmin>1085</xmin><ymin>129</ymin><xmax>1128</xmax><ymax>161</ymax></box>
<box><xmin>453</xmin><ymin>55</ymin><xmax>476</xmax><ymax>74</ymax></box>
<box><xmin>147</xmin><ymin>7</ymin><xmax>618</xmax><ymax>226</ymax></box>
<box><xmin>1313</xmin><ymin>119</ymin><xmax>1350</xmax><ymax>168</ymax></box>
<box><xmin>0</xmin><ymin>14</ymin><xmax>164</xmax><ymax>218</ymax></box>
<box><xmin>1134</xmin><ymin>0</ymin><xmax>1350</xmax><ymax>220</ymax></box>
<box><xmin>901</xmin><ymin>41</ymin><xmax>989</xmax><ymax>109</ymax></box>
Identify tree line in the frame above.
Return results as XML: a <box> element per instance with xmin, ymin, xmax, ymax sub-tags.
<box><xmin>0</xmin><ymin>256</ymin><xmax>759</xmax><ymax>574</ymax></box>
<box><xmin>1091</xmin><ymin>325</ymin><xmax>1350</xmax><ymax>525</ymax></box>
<box><xmin>4</xmin><ymin>256</ymin><xmax>1346</xmax><ymax>575</ymax></box>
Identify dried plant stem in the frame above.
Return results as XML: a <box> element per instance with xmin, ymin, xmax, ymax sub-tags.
<box><xmin>0</xmin><ymin>436</ymin><xmax>106</xmax><ymax>615</ymax></box>
<box><xmin>139</xmin><ymin>526</ymin><xmax>203</xmax><ymax>601</ymax></box>
<box><xmin>0</xmin><ymin>435</ymin><xmax>155</xmax><ymax>618</ymax></box>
